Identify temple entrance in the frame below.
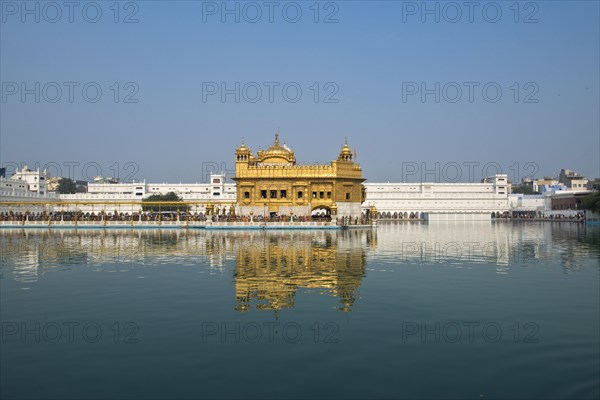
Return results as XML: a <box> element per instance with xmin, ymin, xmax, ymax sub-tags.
<box><xmin>311</xmin><ymin>206</ymin><xmax>331</xmax><ymax>219</ymax></box>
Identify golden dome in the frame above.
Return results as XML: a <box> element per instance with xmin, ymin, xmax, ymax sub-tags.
<box><xmin>236</xmin><ymin>137</ymin><xmax>250</xmax><ymax>152</ymax></box>
<box><xmin>260</xmin><ymin>134</ymin><xmax>295</xmax><ymax>164</ymax></box>
<box><xmin>235</xmin><ymin>138</ymin><xmax>253</xmax><ymax>163</ymax></box>
<box><xmin>338</xmin><ymin>140</ymin><xmax>353</xmax><ymax>161</ymax></box>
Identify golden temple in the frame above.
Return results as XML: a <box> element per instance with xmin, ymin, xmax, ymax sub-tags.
<box><xmin>233</xmin><ymin>134</ymin><xmax>366</xmax><ymax>218</ymax></box>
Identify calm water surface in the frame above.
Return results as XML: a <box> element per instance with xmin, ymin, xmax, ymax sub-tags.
<box><xmin>1</xmin><ymin>223</ymin><xmax>599</xmax><ymax>399</ymax></box>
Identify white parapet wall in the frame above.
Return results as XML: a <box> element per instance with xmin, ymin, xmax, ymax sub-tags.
<box><xmin>427</xmin><ymin>212</ymin><xmax>493</xmax><ymax>222</ymax></box>
<box><xmin>336</xmin><ymin>202</ymin><xmax>363</xmax><ymax>218</ymax></box>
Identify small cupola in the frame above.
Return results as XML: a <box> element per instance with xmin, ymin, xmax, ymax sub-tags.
<box><xmin>338</xmin><ymin>139</ymin><xmax>352</xmax><ymax>162</ymax></box>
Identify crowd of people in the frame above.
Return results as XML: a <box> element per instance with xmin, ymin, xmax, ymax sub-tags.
<box><xmin>0</xmin><ymin>211</ymin><xmax>371</xmax><ymax>225</ymax></box>
<box><xmin>541</xmin><ymin>212</ymin><xmax>586</xmax><ymax>221</ymax></box>
<box><xmin>502</xmin><ymin>211</ymin><xmax>586</xmax><ymax>221</ymax></box>
<box><xmin>0</xmin><ymin>211</ymin><xmax>207</xmax><ymax>222</ymax></box>
<box><xmin>0</xmin><ymin>210</ymin><xmax>588</xmax><ymax>224</ymax></box>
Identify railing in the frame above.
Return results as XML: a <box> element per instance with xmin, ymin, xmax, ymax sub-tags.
<box><xmin>0</xmin><ymin>219</ymin><xmax>346</xmax><ymax>228</ymax></box>
<box><xmin>205</xmin><ymin>220</ymin><xmax>339</xmax><ymax>228</ymax></box>
<box><xmin>0</xmin><ymin>219</ymin><xmax>207</xmax><ymax>228</ymax></box>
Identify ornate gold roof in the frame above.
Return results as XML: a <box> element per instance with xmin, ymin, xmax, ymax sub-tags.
<box><xmin>235</xmin><ymin>138</ymin><xmax>250</xmax><ymax>153</ymax></box>
<box><xmin>340</xmin><ymin>143</ymin><xmax>351</xmax><ymax>155</ymax></box>
<box><xmin>338</xmin><ymin>140</ymin><xmax>353</xmax><ymax>162</ymax></box>
<box><xmin>257</xmin><ymin>134</ymin><xmax>296</xmax><ymax>164</ymax></box>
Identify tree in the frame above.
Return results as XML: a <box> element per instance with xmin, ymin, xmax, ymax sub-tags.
<box><xmin>581</xmin><ymin>192</ymin><xmax>600</xmax><ymax>213</ymax></box>
<box><xmin>142</xmin><ymin>192</ymin><xmax>185</xmax><ymax>212</ymax></box>
<box><xmin>76</xmin><ymin>184</ymin><xmax>87</xmax><ymax>193</ymax></box>
<box><xmin>57</xmin><ymin>178</ymin><xmax>77</xmax><ymax>194</ymax></box>
<box><xmin>512</xmin><ymin>185</ymin><xmax>539</xmax><ymax>195</ymax></box>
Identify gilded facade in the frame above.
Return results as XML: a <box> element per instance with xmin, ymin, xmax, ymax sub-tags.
<box><xmin>233</xmin><ymin>135</ymin><xmax>366</xmax><ymax>218</ymax></box>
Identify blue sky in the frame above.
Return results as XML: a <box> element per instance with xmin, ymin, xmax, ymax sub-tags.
<box><xmin>1</xmin><ymin>0</ymin><xmax>598</xmax><ymax>183</ymax></box>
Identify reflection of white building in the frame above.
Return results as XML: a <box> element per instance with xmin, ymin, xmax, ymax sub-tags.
<box><xmin>371</xmin><ymin>222</ymin><xmax>558</xmax><ymax>269</ymax></box>
<box><xmin>364</xmin><ymin>175</ymin><xmax>509</xmax><ymax>220</ymax></box>
<box><xmin>1</xmin><ymin>224</ymin><xmax>592</xmax><ymax>287</ymax></box>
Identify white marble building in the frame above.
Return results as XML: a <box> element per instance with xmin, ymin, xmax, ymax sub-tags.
<box><xmin>59</xmin><ymin>174</ymin><xmax>236</xmax><ymax>213</ymax></box>
<box><xmin>363</xmin><ymin>175</ymin><xmax>510</xmax><ymax>220</ymax></box>
<box><xmin>0</xmin><ymin>167</ymin><xmax>57</xmax><ymax>211</ymax></box>
<box><xmin>8</xmin><ymin>169</ymin><xmax>590</xmax><ymax>221</ymax></box>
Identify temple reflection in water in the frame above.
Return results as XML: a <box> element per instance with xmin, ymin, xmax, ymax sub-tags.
<box><xmin>234</xmin><ymin>230</ymin><xmax>372</xmax><ymax>312</ymax></box>
<box><xmin>1</xmin><ymin>224</ymin><xmax>598</xmax><ymax>310</ymax></box>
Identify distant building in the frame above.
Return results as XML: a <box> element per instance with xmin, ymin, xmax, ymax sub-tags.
<box><xmin>0</xmin><ymin>166</ymin><xmax>57</xmax><ymax>208</ymax></box>
<box><xmin>9</xmin><ymin>165</ymin><xmax>49</xmax><ymax>195</ymax></box>
<box><xmin>540</xmin><ymin>183</ymin><xmax>568</xmax><ymax>193</ymax></box>
<box><xmin>92</xmin><ymin>176</ymin><xmax>120</xmax><ymax>184</ymax></box>
<box><xmin>0</xmin><ymin>167</ymin><xmax>5</xmax><ymax>178</ymax></box>
<box><xmin>550</xmin><ymin>191</ymin><xmax>590</xmax><ymax>211</ymax></box>
<box><xmin>47</xmin><ymin>177</ymin><xmax>60</xmax><ymax>192</ymax></box>
<box><xmin>0</xmin><ymin>177</ymin><xmax>28</xmax><ymax>192</ymax></box>
<box><xmin>559</xmin><ymin>169</ymin><xmax>588</xmax><ymax>190</ymax></box>
<box><xmin>535</xmin><ymin>177</ymin><xmax>558</xmax><ymax>192</ymax></box>
<box><xmin>521</xmin><ymin>177</ymin><xmax>558</xmax><ymax>193</ymax></box>
<box><xmin>520</xmin><ymin>170</ymin><xmax>589</xmax><ymax>193</ymax></box>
